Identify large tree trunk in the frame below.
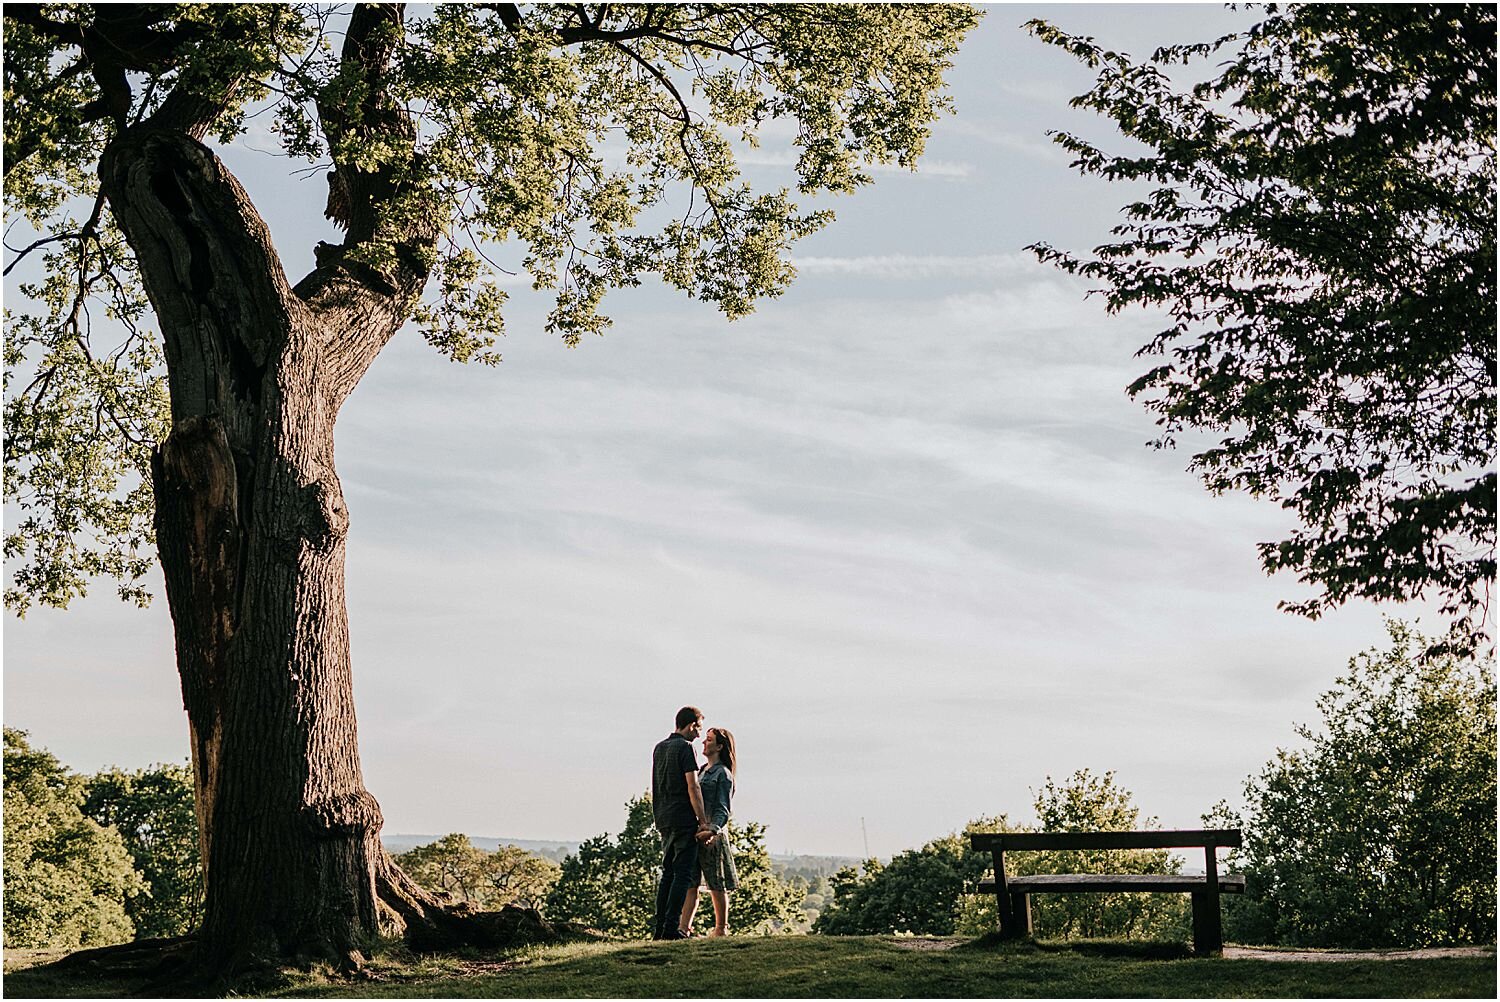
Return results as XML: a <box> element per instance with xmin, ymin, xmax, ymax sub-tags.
<box><xmin>98</xmin><ymin>123</ymin><xmax>542</xmax><ymax>977</ymax></box>
<box><xmin>153</xmin><ymin>360</ymin><xmax>382</xmax><ymax>971</ymax></box>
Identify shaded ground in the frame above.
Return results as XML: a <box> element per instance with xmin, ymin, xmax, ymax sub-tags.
<box><xmin>5</xmin><ymin>937</ymin><xmax>1494</xmax><ymax>998</ymax></box>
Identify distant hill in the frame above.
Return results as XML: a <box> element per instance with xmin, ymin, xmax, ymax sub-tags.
<box><xmin>381</xmin><ymin>833</ymin><xmax>861</xmax><ymax>874</ymax></box>
<box><xmin>772</xmin><ymin>853</ymin><xmax>863</xmax><ymax>882</ymax></box>
<box><xmin>382</xmin><ymin>833</ymin><xmax>580</xmax><ymax>861</ymax></box>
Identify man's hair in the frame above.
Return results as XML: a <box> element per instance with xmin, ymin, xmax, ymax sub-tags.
<box><xmin>675</xmin><ymin>706</ymin><xmax>703</xmax><ymax>729</ymax></box>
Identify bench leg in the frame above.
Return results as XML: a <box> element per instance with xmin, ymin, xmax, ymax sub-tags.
<box><xmin>994</xmin><ymin>890</ymin><xmax>1013</xmax><ymax>937</ymax></box>
<box><xmin>1010</xmin><ymin>892</ymin><xmax>1032</xmax><ymax>938</ymax></box>
<box><xmin>1191</xmin><ymin>890</ymin><xmax>1223</xmax><ymax>955</ymax></box>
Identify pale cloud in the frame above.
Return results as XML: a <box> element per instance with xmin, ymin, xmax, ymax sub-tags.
<box><xmin>791</xmin><ymin>252</ymin><xmax>1042</xmax><ymax>280</ymax></box>
<box><xmin>938</xmin><ymin>117</ymin><xmax>1067</xmax><ymax>162</ymax></box>
<box><xmin>231</xmin><ymin>116</ymin><xmax>285</xmax><ymax>157</ymax></box>
<box><xmin>992</xmin><ymin>77</ymin><xmax>1078</xmax><ymax>106</ymax></box>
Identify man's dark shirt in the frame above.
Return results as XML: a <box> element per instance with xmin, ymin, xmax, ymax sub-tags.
<box><xmin>652</xmin><ymin>732</ymin><xmax>699</xmax><ymax>832</ymax></box>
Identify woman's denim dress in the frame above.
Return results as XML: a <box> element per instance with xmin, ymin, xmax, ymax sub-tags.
<box><xmin>698</xmin><ymin>762</ymin><xmax>738</xmax><ymax>891</ymax></box>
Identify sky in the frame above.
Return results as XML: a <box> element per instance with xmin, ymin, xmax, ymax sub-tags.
<box><xmin>2</xmin><ymin>5</ymin><xmax>1456</xmax><ymax>859</ymax></box>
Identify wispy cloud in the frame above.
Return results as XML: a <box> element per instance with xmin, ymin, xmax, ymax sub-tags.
<box><xmin>993</xmin><ymin>78</ymin><xmax>1077</xmax><ymax>106</ymax></box>
<box><xmin>791</xmin><ymin>252</ymin><xmax>1043</xmax><ymax>280</ymax></box>
<box><xmin>938</xmin><ymin>118</ymin><xmax>1067</xmax><ymax>162</ymax></box>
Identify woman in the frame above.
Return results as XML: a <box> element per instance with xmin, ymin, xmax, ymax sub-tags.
<box><xmin>679</xmin><ymin>727</ymin><xmax>737</xmax><ymax>936</ymax></box>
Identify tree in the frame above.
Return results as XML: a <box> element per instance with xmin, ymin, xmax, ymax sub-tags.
<box><xmin>708</xmin><ymin>817</ymin><xmax>808</xmax><ymax>934</ymax></box>
<box><xmin>2</xmin><ymin>3</ymin><xmax>981</xmax><ymax>973</ymax></box>
<box><xmin>1211</xmin><ymin>621</ymin><xmax>1496</xmax><ymax>948</ymax></box>
<box><xmin>81</xmin><ymin>762</ymin><xmax>203</xmax><ymax>939</ymax></box>
<box><xmin>3</xmin><ymin>729</ymin><xmax>145</xmax><ymax>949</ymax></box>
<box><xmin>546</xmin><ymin>796</ymin><xmax>662</xmax><ymax>937</ymax></box>
<box><xmin>817</xmin><ymin>773</ymin><xmax>1185</xmax><ymax>940</ymax></box>
<box><xmin>1029</xmin><ymin>6</ymin><xmax>1496</xmax><ymax>647</ymax></box>
<box><xmin>546</xmin><ymin>794</ymin><xmax>805</xmax><ymax>937</ymax></box>
<box><xmin>1002</xmin><ymin>769</ymin><xmax>1186</xmax><ymax>941</ymax></box>
<box><xmin>395</xmin><ymin>834</ymin><xmax>560</xmax><ymax>911</ymax></box>
<box><xmin>813</xmin><ymin>833</ymin><xmax>983</xmax><ymax>936</ymax></box>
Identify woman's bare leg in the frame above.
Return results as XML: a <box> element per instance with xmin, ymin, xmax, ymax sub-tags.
<box><xmin>679</xmin><ymin>883</ymin><xmax>701</xmax><ymax>935</ymax></box>
<box><xmin>708</xmin><ymin>889</ymin><xmax>729</xmax><ymax>936</ymax></box>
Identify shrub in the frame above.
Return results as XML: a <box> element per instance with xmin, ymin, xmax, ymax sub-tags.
<box><xmin>1214</xmin><ymin>622</ymin><xmax>1496</xmax><ymax>948</ymax></box>
<box><xmin>3</xmin><ymin>729</ymin><xmax>144</xmax><ymax>948</ymax></box>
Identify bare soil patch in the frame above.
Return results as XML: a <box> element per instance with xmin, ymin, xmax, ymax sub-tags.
<box><xmin>882</xmin><ymin>936</ymin><xmax>962</xmax><ymax>952</ymax></box>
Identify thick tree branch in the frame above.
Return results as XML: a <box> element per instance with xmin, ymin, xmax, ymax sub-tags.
<box><xmin>316</xmin><ymin>4</ymin><xmax>414</xmax><ymax>242</ymax></box>
<box><xmin>148</xmin><ymin>83</ymin><xmax>244</xmax><ymax>140</ymax></box>
<box><xmin>478</xmin><ymin>3</ymin><xmax>523</xmax><ymax>32</ymax></box>
<box><xmin>298</xmin><ymin>3</ymin><xmax>435</xmax><ymax>392</ymax></box>
<box><xmin>85</xmin><ymin>5</ymin><xmax>200</xmax><ymax>70</ymax></box>
<box><xmin>100</xmin><ymin>127</ymin><xmax>303</xmax><ymax>433</ymax></box>
<box><xmin>472</xmin><ymin>3</ymin><xmax>766</xmax><ymax>58</ymax></box>
<box><xmin>2</xmin><ymin>5</ymin><xmax>86</xmax><ymax>45</ymax></box>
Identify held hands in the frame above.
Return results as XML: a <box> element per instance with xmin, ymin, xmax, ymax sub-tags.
<box><xmin>695</xmin><ymin>824</ymin><xmax>718</xmax><ymax>846</ymax></box>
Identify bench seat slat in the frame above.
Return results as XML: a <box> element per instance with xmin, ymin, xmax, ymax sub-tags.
<box><xmin>977</xmin><ymin>873</ymin><xmax>1246</xmax><ymax>894</ymax></box>
<box><xmin>970</xmin><ymin>829</ymin><xmax>1241</xmax><ymax>852</ymax></box>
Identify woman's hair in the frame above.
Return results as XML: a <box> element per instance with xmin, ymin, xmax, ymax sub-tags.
<box><xmin>709</xmin><ymin>727</ymin><xmax>736</xmax><ymax>777</ymax></box>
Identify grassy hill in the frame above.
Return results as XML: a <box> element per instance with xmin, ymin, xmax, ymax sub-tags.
<box><xmin>5</xmin><ymin>936</ymin><xmax>1494</xmax><ymax>998</ymax></box>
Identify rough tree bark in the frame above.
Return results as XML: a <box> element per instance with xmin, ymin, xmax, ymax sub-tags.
<box><xmin>91</xmin><ymin>5</ymin><xmax>550</xmax><ymax>975</ymax></box>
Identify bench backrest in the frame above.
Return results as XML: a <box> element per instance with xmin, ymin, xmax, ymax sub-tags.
<box><xmin>969</xmin><ymin>829</ymin><xmax>1241</xmax><ymax>853</ymax></box>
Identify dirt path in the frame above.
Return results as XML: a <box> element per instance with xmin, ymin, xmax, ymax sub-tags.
<box><xmin>878</xmin><ymin>939</ymin><xmax>1495</xmax><ymax>962</ymax></box>
<box><xmin>1223</xmin><ymin>945</ymin><xmax>1494</xmax><ymax>963</ymax></box>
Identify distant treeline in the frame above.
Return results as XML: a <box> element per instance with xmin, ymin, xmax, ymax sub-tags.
<box><xmin>384</xmin><ymin>834</ymin><xmax>856</xmax><ymax>878</ymax></box>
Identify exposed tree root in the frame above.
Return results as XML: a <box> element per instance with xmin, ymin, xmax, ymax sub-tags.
<box><xmin>41</xmin><ymin>937</ymin><xmax>207</xmax><ymax>998</ymax></box>
<box><xmin>25</xmin><ymin>855</ymin><xmax>578</xmax><ymax>997</ymax></box>
<box><xmin>374</xmin><ymin>849</ymin><xmax>564</xmax><ymax>951</ymax></box>
<box><xmin>48</xmin><ymin>935</ymin><xmax>195</xmax><ymax>976</ymax></box>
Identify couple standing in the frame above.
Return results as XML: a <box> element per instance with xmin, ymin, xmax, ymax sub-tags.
<box><xmin>650</xmin><ymin>706</ymin><xmax>738</xmax><ymax>939</ymax></box>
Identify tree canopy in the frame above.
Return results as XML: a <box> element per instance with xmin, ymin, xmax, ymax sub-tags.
<box><xmin>3</xmin><ymin>728</ymin><xmax>145</xmax><ymax>949</ymax></box>
<box><xmin>1030</xmin><ymin>5</ymin><xmax>1496</xmax><ymax>647</ymax></box>
<box><xmin>3</xmin><ymin>2</ymin><xmax>982</xmax><ymax>613</ymax></box>
<box><xmin>81</xmin><ymin>762</ymin><xmax>203</xmax><ymax>939</ymax></box>
<box><xmin>395</xmin><ymin>834</ymin><xmax>561</xmax><ymax>912</ymax></box>
<box><xmin>1212</xmin><ymin>621</ymin><xmax>1496</xmax><ymax>948</ymax></box>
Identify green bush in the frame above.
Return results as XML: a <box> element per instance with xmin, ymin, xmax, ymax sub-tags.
<box><xmin>816</xmin><ymin>770</ymin><xmax>1187</xmax><ymax>940</ymax></box>
<box><xmin>82</xmin><ymin>762</ymin><xmax>202</xmax><ymax>938</ymax></box>
<box><xmin>3</xmin><ymin>729</ymin><xmax>144</xmax><ymax>948</ymax></box>
<box><xmin>1214</xmin><ymin>622</ymin><xmax>1496</xmax><ymax>948</ymax></box>
<box><xmin>396</xmin><ymin>834</ymin><xmax>560</xmax><ymax>910</ymax></box>
<box><xmin>814</xmin><ymin>831</ymin><xmax>984</xmax><ymax>935</ymax></box>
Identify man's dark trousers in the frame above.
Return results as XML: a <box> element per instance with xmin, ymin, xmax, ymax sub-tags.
<box><xmin>653</xmin><ymin>828</ymin><xmax>700</xmax><ymax>939</ymax></box>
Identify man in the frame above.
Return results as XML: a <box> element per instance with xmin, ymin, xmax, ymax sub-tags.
<box><xmin>651</xmin><ymin>705</ymin><xmax>712</xmax><ymax>939</ymax></box>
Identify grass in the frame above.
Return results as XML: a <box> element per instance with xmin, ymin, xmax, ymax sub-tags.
<box><xmin>5</xmin><ymin>936</ymin><xmax>1494</xmax><ymax>999</ymax></box>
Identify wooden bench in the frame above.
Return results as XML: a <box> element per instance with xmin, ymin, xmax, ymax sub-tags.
<box><xmin>970</xmin><ymin>829</ymin><xmax>1245</xmax><ymax>955</ymax></box>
